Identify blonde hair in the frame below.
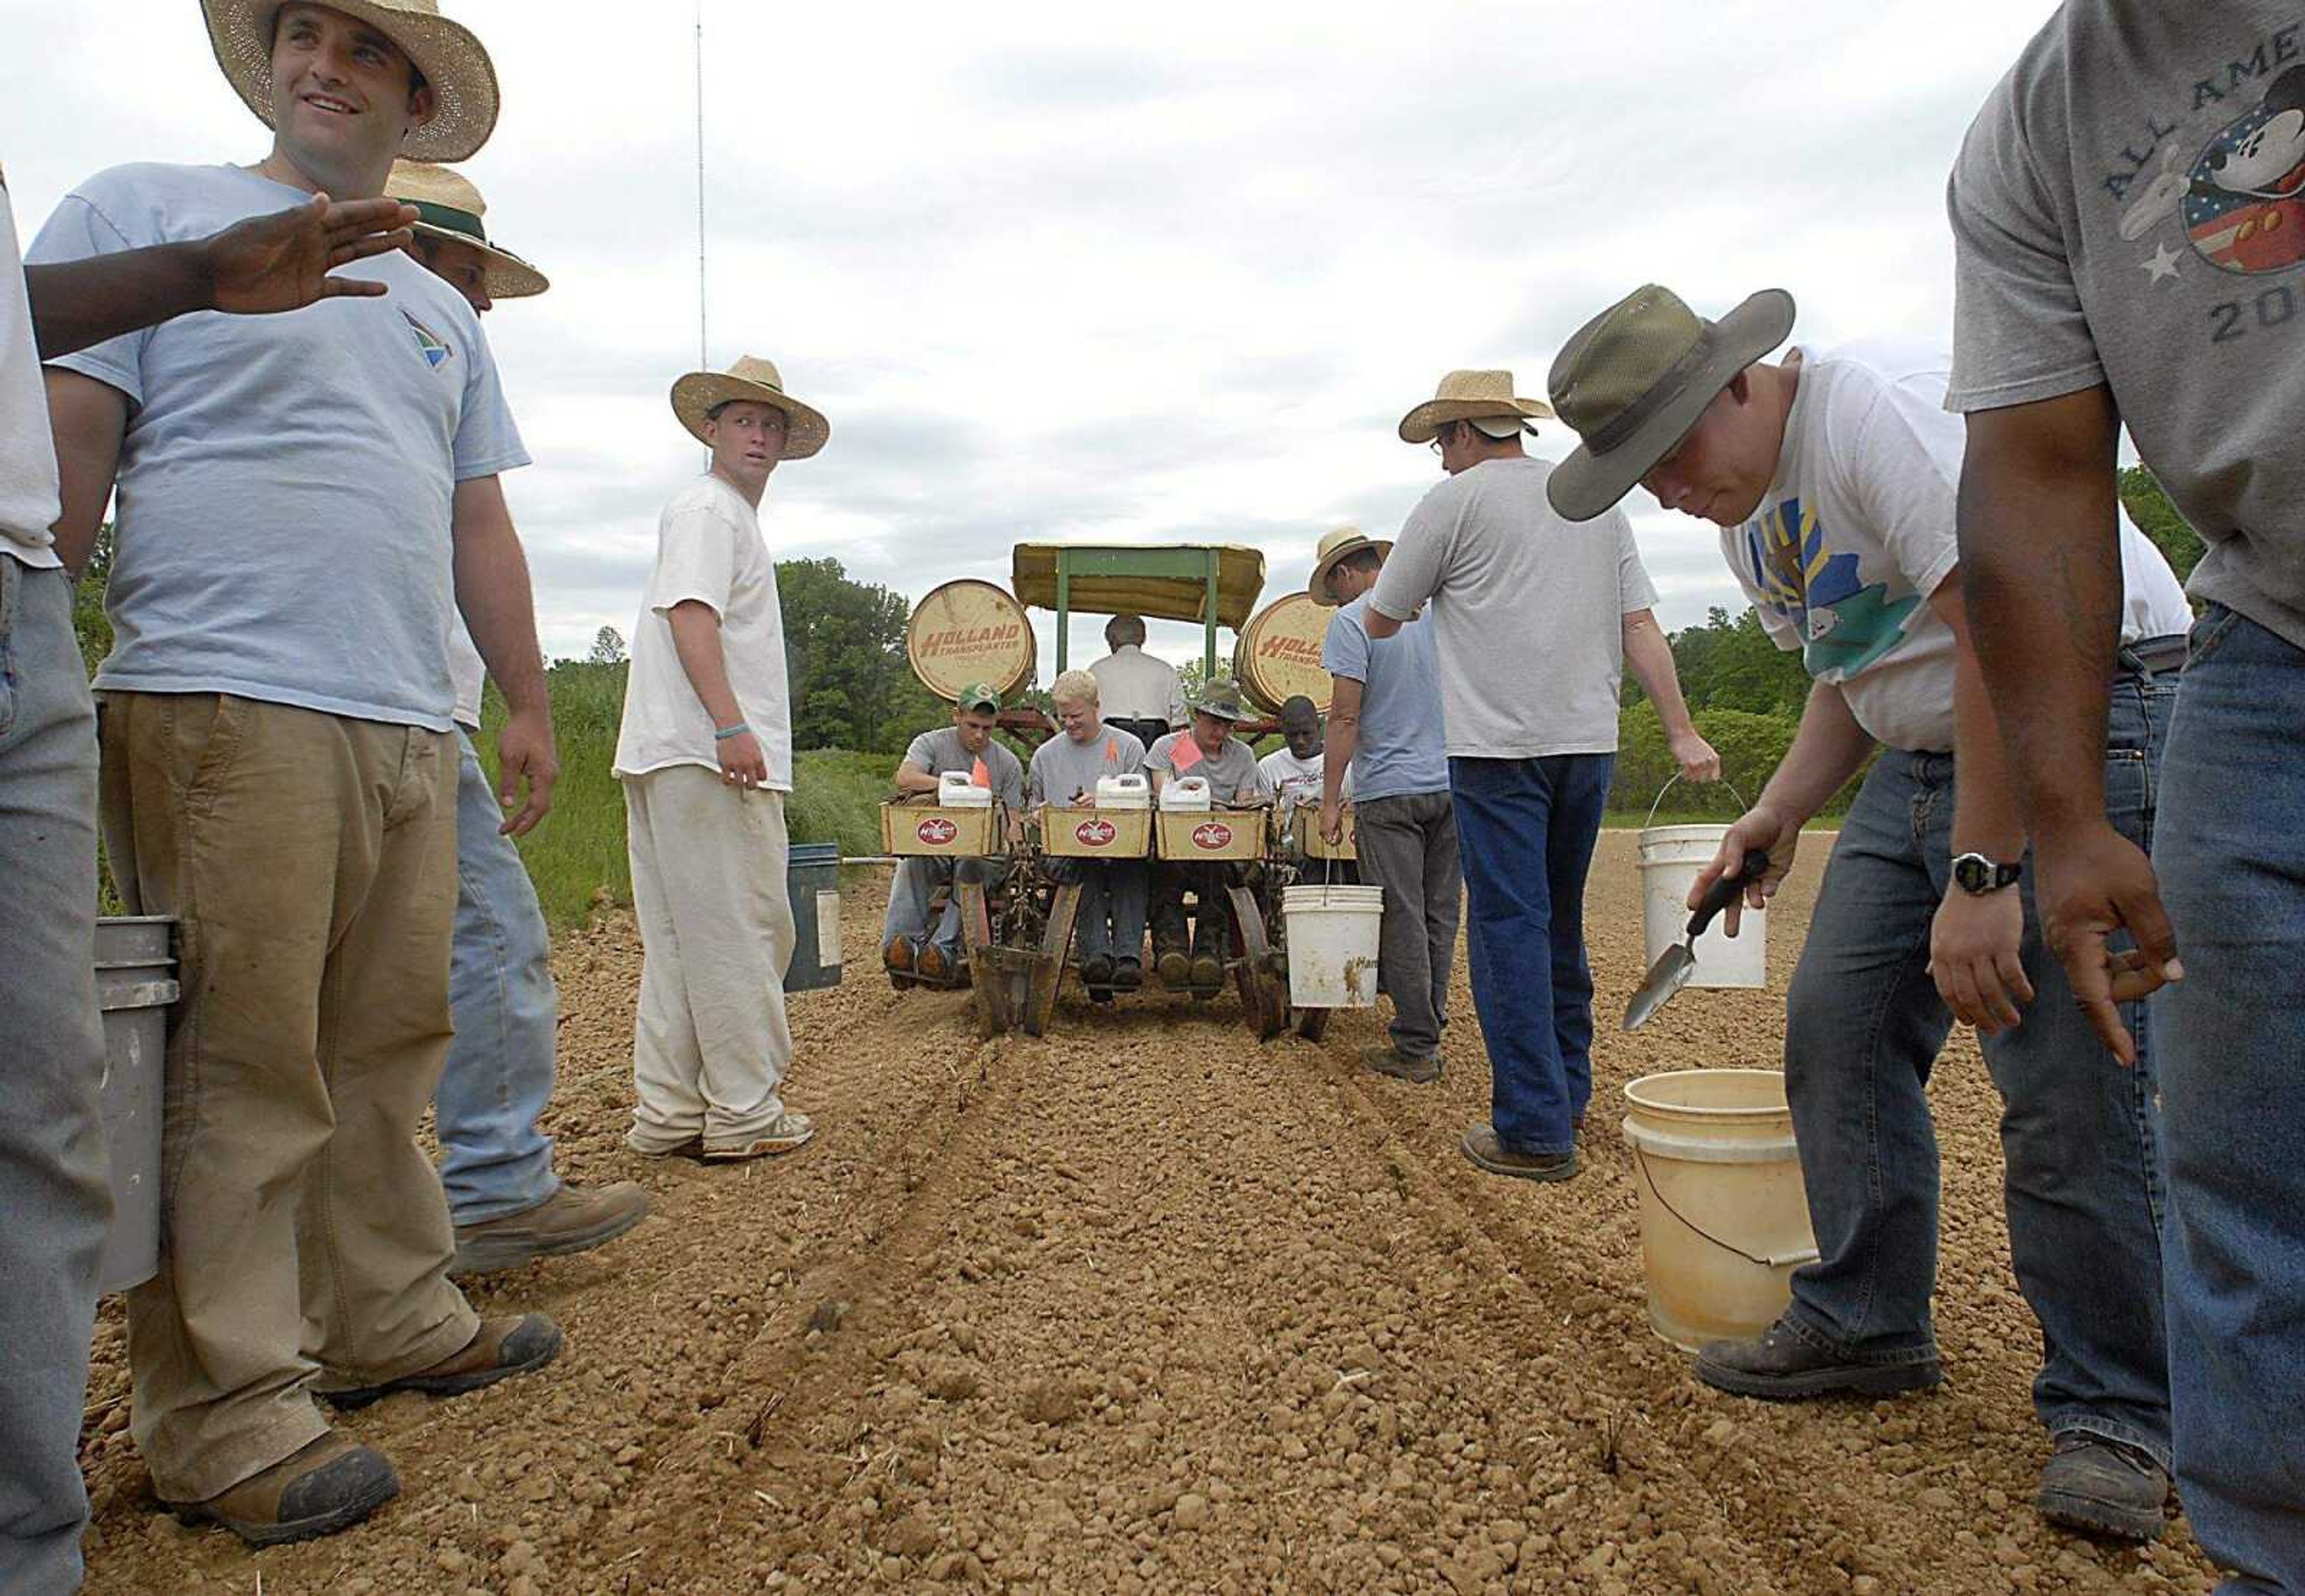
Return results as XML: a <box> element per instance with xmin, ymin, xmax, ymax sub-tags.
<box><xmin>1050</xmin><ymin>669</ymin><xmax>1102</xmax><ymax>708</ymax></box>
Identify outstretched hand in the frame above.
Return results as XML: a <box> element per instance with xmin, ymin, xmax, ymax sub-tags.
<box><xmin>199</xmin><ymin>193</ymin><xmax>420</xmax><ymax>315</ymax></box>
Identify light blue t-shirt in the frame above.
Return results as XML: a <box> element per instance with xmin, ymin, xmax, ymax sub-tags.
<box><xmin>1321</xmin><ymin>595</ymin><xmax>1449</xmax><ymax>802</ymax></box>
<box><xmin>29</xmin><ymin>163</ymin><xmax>529</xmax><ymax>730</ymax></box>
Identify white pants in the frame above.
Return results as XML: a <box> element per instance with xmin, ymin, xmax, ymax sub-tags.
<box><xmin>621</xmin><ymin>766</ymin><xmax>794</xmax><ymax>1151</ymax></box>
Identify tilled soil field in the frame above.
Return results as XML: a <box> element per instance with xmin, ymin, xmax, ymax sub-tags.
<box><xmin>77</xmin><ymin>833</ymin><xmax>2216</xmax><ymax>1594</ymax></box>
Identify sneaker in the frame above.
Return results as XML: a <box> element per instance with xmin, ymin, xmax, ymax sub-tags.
<box><xmin>1112</xmin><ymin>956</ymin><xmax>1143</xmax><ymax>991</ymax></box>
<box><xmin>1458</xmin><ymin>1122</ymin><xmax>1577</xmax><ymax>1182</ymax></box>
<box><xmin>2036</xmin><ymin>1433</ymin><xmax>2169</xmax><ymax>1542</ymax></box>
<box><xmin>1361</xmin><ymin>1044</ymin><xmax>1441</xmax><ymax>1084</ymax></box>
<box><xmin>704</xmin><ymin>1111</ymin><xmax>816</xmax><ymax>1162</ymax></box>
<box><xmin>1079</xmin><ymin>953</ymin><xmax>1116</xmax><ymax>989</ymax></box>
<box><xmin>323</xmin><ymin>1314</ymin><xmax>562</xmax><ymax>1411</ymax></box>
<box><xmin>628</xmin><ymin>1134</ymin><xmax>708</xmax><ymax>1161</ymax></box>
<box><xmin>451</xmin><ymin>1181</ymin><xmax>651</xmax><ymax>1275</ymax></box>
<box><xmin>173</xmin><ymin>1432</ymin><xmax>400</xmax><ymax>1548</ymax></box>
<box><xmin>1694</xmin><ymin>1315</ymin><xmax>1942</xmax><ymax>1401</ymax></box>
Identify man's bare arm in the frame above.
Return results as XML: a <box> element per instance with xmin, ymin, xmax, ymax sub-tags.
<box><xmin>42</xmin><ymin>370</ymin><xmax>125</xmax><ymax>576</ymax></box>
<box><xmin>451</xmin><ymin>475</ymin><xmax>556</xmax><ymax>835</ymax></box>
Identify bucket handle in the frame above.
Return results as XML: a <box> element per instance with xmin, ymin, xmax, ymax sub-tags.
<box><xmin>1632</xmin><ymin>1146</ymin><xmax>1821</xmax><ymax>1271</ymax></box>
<box><xmin>1644</xmin><ymin>772</ymin><xmax>1752</xmax><ymax>833</ymax></box>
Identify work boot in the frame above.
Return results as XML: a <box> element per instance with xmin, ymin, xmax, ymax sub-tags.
<box><xmin>1112</xmin><ymin>956</ymin><xmax>1143</xmax><ymax>991</ymax></box>
<box><xmin>704</xmin><ymin>1110</ymin><xmax>816</xmax><ymax>1162</ymax></box>
<box><xmin>1362</xmin><ymin>1044</ymin><xmax>1440</xmax><ymax>1084</ymax></box>
<box><xmin>1459</xmin><ymin>1122</ymin><xmax>1577</xmax><ymax>1183</ymax></box>
<box><xmin>322</xmin><ymin>1314</ymin><xmax>563</xmax><ymax>1410</ymax></box>
<box><xmin>1154</xmin><ymin>943</ymin><xmax>1190</xmax><ymax>989</ymax></box>
<box><xmin>882</xmin><ymin>935</ymin><xmax>914</xmax><ymax>973</ymax></box>
<box><xmin>174</xmin><ymin>1432</ymin><xmax>399</xmax><ymax>1548</ymax></box>
<box><xmin>1188</xmin><ymin>953</ymin><xmax>1226</xmax><ymax>993</ymax></box>
<box><xmin>2036</xmin><ymin>1433</ymin><xmax>2169</xmax><ymax>1542</ymax></box>
<box><xmin>917</xmin><ymin>943</ymin><xmax>954</xmax><ymax>984</ymax></box>
<box><xmin>451</xmin><ymin>1181</ymin><xmax>651</xmax><ymax>1275</ymax></box>
<box><xmin>1079</xmin><ymin>953</ymin><xmax>1116</xmax><ymax>989</ymax></box>
<box><xmin>1694</xmin><ymin>1314</ymin><xmax>1942</xmax><ymax>1401</ymax></box>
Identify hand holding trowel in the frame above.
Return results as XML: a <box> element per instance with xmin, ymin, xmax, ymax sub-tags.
<box><xmin>1623</xmin><ymin>850</ymin><xmax>1770</xmax><ymax>1031</ymax></box>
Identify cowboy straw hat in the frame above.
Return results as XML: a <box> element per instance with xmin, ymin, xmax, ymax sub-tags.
<box><xmin>1396</xmin><ymin>369</ymin><xmax>1555</xmax><ymax>445</ymax></box>
<box><xmin>386</xmin><ymin>161</ymin><xmax>547</xmax><ymax>299</ymax></box>
<box><xmin>670</xmin><ymin>356</ymin><xmax>831</xmax><ymax>460</ymax></box>
<box><xmin>1308</xmin><ymin>525</ymin><xmax>1393</xmax><ymax>607</ymax></box>
<box><xmin>1543</xmin><ymin>284</ymin><xmax>1796</xmax><ymax>523</ymax></box>
<box><xmin>202</xmin><ymin>0</ymin><xmax>500</xmax><ymax>163</ymax></box>
<box><xmin>1190</xmin><ymin>678</ymin><xmax>1254</xmax><ymax>723</ymax></box>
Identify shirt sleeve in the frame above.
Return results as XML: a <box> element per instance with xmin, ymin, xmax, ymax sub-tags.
<box><xmin>1163</xmin><ymin>667</ymin><xmax>1187</xmax><ymax>731</ymax></box>
<box><xmin>1117</xmin><ymin>733</ymin><xmax>1145</xmax><ymax>777</ymax></box>
<box><xmin>1026</xmin><ymin>744</ymin><xmax>1050</xmax><ymax>807</ymax></box>
<box><xmin>1846</xmin><ymin>382</ymin><xmax>1962</xmax><ymax>600</ymax></box>
<box><xmin>647</xmin><ymin>501</ymin><xmax>742</xmax><ymax>617</ymax></box>
<box><xmin>1943</xmin><ymin>47</ymin><xmax>2106</xmax><ymax>412</ymax></box>
<box><xmin>903</xmin><ymin>730</ymin><xmax>939</xmax><ymax>775</ymax></box>
<box><xmin>451</xmin><ymin>319</ymin><xmax>531</xmax><ymax>481</ymax></box>
<box><xmin>26</xmin><ymin>184</ymin><xmax>149</xmax><ymax>405</ymax></box>
<box><xmin>1321</xmin><ymin>608</ymin><xmax>1370</xmax><ymax>683</ymax></box>
<box><xmin>1143</xmin><ymin>734</ymin><xmax>1176</xmax><ymax>776</ymax></box>
<box><xmin>1614</xmin><ymin>511</ymin><xmax>1660</xmax><ymax>613</ymax></box>
<box><xmin>997</xmin><ymin>748</ymin><xmax>1026</xmax><ymax>809</ymax></box>
<box><xmin>1370</xmin><ymin>487</ymin><xmax>1450</xmax><ymax>622</ymax></box>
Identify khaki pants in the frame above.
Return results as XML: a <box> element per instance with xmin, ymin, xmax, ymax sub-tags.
<box><xmin>621</xmin><ymin>766</ymin><xmax>795</xmax><ymax>1152</ymax></box>
<box><xmin>99</xmin><ymin>693</ymin><xmax>477</xmax><ymax>1502</ymax></box>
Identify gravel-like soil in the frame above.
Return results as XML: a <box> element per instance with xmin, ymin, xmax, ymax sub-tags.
<box><xmin>76</xmin><ymin>834</ymin><xmax>2217</xmax><ymax>1594</ymax></box>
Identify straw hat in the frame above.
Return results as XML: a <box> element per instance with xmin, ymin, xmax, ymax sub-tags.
<box><xmin>385</xmin><ymin>161</ymin><xmax>547</xmax><ymax>299</ymax></box>
<box><xmin>1308</xmin><ymin>525</ymin><xmax>1392</xmax><ymax>607</ymax></box>
<box><xmin>202</xmin><ymin>0</ymin><xmax>501</xmax><ymax>163</ymax></box>
<box><xmin>1396</xmin><ymin>369</ymin><xmax>1554</xmax><ymax>445</ymax></box>
<box><xmin>670</xmin><ymin>356</ymin><xmax>831</xmax><ymax>460</ymax></box>
<box><xmin>1544</xmin><ymin>285</ymin><xmax>1795</xmax><ymax>523</ymax></box>
<box><xmin>1191</xmin><ymin>678</ymin><xmax>1254</xmax><ymax>723</ymax></box>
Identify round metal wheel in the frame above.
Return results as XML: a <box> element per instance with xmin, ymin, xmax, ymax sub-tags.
<box><xmin>1226</xmin><ymin>884</ymin><xmax>1289</xmax><ymax>1041</ymax></box>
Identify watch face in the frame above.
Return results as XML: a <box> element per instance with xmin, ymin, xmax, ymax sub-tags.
<box><xmin>1955</xmin><ymin>855</ymin><xmax>1989</xmax><ymax>894</ymax></box>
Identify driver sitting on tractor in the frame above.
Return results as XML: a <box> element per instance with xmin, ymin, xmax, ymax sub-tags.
<box><xmin>883</xmin><ymin>682</ymin><xmax>1026</xmax><ymax>986</ymax></box>
<box><xmin>1028</xmin><ymin>670</ymin><xmax>1150</xmax><ymax>995</ymax></box>
<box><xmin>1143</xmin><ymin>679</ymin><xmax>1271</xmax><ymax>995</ymax></box>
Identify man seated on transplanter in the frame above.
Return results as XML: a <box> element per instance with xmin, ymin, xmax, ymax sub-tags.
<box><xmin>882</xmin><ymin>682</ymin><xmax>1027</xmax><ymax>987</ymax></box>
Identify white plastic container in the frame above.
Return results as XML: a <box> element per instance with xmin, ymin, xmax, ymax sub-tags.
<box><xmin>96</xmin><ymin>915</ymin><xmax>178</xmax><ymax>1295</ymax></box>
<box><xmin>1283</xmin><ymin>883</ymin><xmax>1385</xmax><ymax>1008</ymax></box>
<box><xmin>1095</xmin><ymin>773</ymin><xmax>1150</xmax><ymax>810</ymax></box>
<box><xmin>1639</xmin><ymin>825</ymin><xmax>1766</xmax><ymax>989</ymax></box>
<box><xmin>938</xmin><ymin>769</ymin><xmax>992</xmax><ymax>809</ymax></box>
<box><xmin>1159</xmin><ymin>775</ymin><xmax>1212</xmax><ymax>812</ymax></box>
<box><xmin>1621</xmin><ymin>1069</ymin><xmax>1818</xmax><ymax>1351</ymax></box>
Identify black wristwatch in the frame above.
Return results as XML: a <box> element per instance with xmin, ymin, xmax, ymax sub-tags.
<box><xmin>1952</xmin><ymin>852</ymin><xmax>2024</xmax><ymax>896</ymax></box>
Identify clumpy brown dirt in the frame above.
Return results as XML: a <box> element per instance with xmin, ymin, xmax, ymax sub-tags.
<box><xmin>76</xmin><ymin>834</ymin><xmax>2218</xmax><ymax>1594</ymax></box>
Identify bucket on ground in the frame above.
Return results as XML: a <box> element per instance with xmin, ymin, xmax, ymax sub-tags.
<box><xmin>1638</xmin><ymin>825</ymin><xmax>1766</xmax><ymax>990</ymax></box>
<box><xmin>96</xmin><ymin>915</ymin><xmax>178</xmax><ymax>1295</ymax></box>
<box><xmin>1283</xmin><ymin>883</ymin><xmax>1383</xmax><ymax>1008</ymax></box>
<box><xmin>1621</xmin><ymin>1069</ymin><xmax>1818</xmax><ymax>1352</ymax></box>
<box><xmin>786</xmin><ymin>844</ymin><xmax>843</xmax><ymax>994</ymax></box>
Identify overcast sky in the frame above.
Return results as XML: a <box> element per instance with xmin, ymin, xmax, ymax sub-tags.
<box><xmin>2</xmin><ymin>0</ymin><xmax>2059</xmax><ymax>667</ymax></box>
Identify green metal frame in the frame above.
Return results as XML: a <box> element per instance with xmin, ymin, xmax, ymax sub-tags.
<box><xmin>1049</xmin><ymin>545</ymin><xmax>1224</xmax><ymax>677</ymax></box>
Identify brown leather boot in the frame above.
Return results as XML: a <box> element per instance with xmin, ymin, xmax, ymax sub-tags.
<box><xmin>451</xmin><ymin>1181</ymin><xmax>651</xmax><ymax>1275</ymax></box>
<box><xmin>173</xmin><ymin>1432</ymin><xmax>399</xmax><ymax>1547</ymax></box>
<box><xmin>322</xmin><ymin>1313</ymin><xmax>562</xmax><ymax>1410</ymax></box>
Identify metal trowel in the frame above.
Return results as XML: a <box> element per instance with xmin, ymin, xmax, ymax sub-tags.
<box><xmin>1623</xmin><ymin>850</ymin><xmax>1770</xmax><ymax>1032</ymax></box>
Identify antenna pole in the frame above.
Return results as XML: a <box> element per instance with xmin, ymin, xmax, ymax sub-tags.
<box><xmin>695</xmin><ymin>0</ymin><xmax>708</xmax><ymax>370</ymax></box>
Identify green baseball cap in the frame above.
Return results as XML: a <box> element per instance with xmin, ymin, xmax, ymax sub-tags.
<box><xmin>956</xmin><ymin>681</ymin><xmax>1002</xmax><ymax>714</ymax></box>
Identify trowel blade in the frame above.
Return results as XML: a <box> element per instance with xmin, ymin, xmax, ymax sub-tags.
<box><xmin>1623</xmin><ymin>944</ymin><xmax>1695</xmax><ymax>1032</ymax></box>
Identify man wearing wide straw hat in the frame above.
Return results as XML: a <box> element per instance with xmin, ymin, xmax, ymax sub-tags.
<box><xmin>1546</xmin><ymin>285</ymin><xmax>2191</xmax><ymax>1540</ymax></box>
<box><xmin>390</xmin><ymin>157</ymin><xmax>650</xmax><ymax>1277</ymax></box>
<box><xmin>1366</xmin><ymin>369</ymin><xmax>1717</xmax><ymax>1182</ymax></box>
<box><xmin>1143</xmin><ymin>678</ymin><xmax>1270</xmax><ymax>995</ymax></box>
<box><xmin>33</xmin><ymin>0</ymin><xmax>561</xmax><ymax>1547</ymax></box>
<box><xmin>1311</xmin><ymin>525</ymin><xmax>1459</xmax><ymax>1083</ymax></box>
<box><xmin>616</xmin><ymin>355</ymin><xmax>825</xmax><ymax>1164</ymax></box>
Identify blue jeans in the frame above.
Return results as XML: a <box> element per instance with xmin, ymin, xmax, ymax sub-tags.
<box><xmin>884</xmin><ymin>855</ymin><xmax>1005</xmax><ymax>959</ymax></box>
<box><xmin>436</xmin><ymin>730</ymin><xmax>560</xmax><ymax>1226</ymax></box>
<box><xmin>1781</xmin><ymin>674</ymin><xmax>2174</xmax><ymax>1467</ymax></box>
<box><xmin>1042</xmin><ymin>858</ymin><xmax>1148</xmax><ymax>963</ymax></box>
<box><xmin>1448</xmin><ymin>753</ymin><xmax>1614</xmax><ymax>1157</ymax></box>
<box><xmin>0</xmin><ymin>560</ymin><xmax>111</xmax><ymax>1596</ymax></box>
<box><xmin>2154</xmin><ymin>606</ymin><xmax>2305</xmax><ymax>1594</ymax></box>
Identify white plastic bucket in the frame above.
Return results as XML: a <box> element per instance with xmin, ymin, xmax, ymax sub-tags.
<box><xmin>1639</xmin><ymin>825</ymin><xmax>1766</xmax><ymax>990</ymax></box>
<box><xmin>1283</xmin><ymin>884</ymin><xmax>1384</xmax><ymax>1008</ymax></box>
<box><xmin>95</xmin><ymin>915</ymin><xmax>178</xmax><ymax>1295</ymax></box>
<box><xmin>1621</xmin><ymin>1069</ymin><xmax>1818</xmax><ymax>1352</ymax></box>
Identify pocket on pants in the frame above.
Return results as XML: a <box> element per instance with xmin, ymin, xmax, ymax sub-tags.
<box><xmin>2184</xmin><ymin>603</ymin><xmax>2243</xmax><ymax>670</ymax></box>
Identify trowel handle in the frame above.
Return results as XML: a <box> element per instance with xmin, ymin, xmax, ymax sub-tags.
<box><xmin>1687</xmin><ymin>849</ymin><xmax>1770</xmax><ymax>939</ymax></box>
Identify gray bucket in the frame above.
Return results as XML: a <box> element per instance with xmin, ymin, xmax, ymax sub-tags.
<box><xmin>786</xmin><ymin>843</ymin><xmax>843</xmax><ymax>994</ymax></box>
<box><xmin>95</xmin><ymin>915</ymin><xmax>176</xmax><ymax>1295</ymax></box>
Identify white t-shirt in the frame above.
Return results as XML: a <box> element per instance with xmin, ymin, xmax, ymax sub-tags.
<box><xmin>613</xmin><ymin>474</ymin><xmax>793</xmax><ymax>789</ymax></box>
<box><xmin>1088</xmin><ymin>644</ymin><xmax>1186</xmax><ymax>727</ymax></box>
<box><xmin>1</xmin><ymin>163</ymin><xmax>61</xmax><ymax>567</ymax></box>
<box><xmin>1722</xmin><ymin>338</ymin><xmax>2194</xmax><ymax>753</ymax></box>
<box><xmin>449</xmin><ymin>622</ymin><xmax>486</xmax><ymax>732</ymax></box>
<box><xmin>1257</xmin><ymin>745</ymin><xmax>1347</xmax><ymax>815</ymax></box>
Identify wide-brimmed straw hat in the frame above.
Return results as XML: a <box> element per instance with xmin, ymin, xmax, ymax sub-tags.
<box><xmin>385</xmin><ymin>161</ymin><xmax>547</xmax><ymax>299</ymax></box>
<box><xmin>1396</xmin><ymin>369</ymin><xmax>1554</xmax><ymax>445</ymax></box>
<box><xmin>1308</xmin><ymin>525</ymin><xmax>1393</xmax><ymax>607</ymax></box>
<box><xmin>1190</xmin><ymin>679</ymin><xmax>1254</xmax><ymax>723</ymax></box>
<box><xmin>1544</xmin><ymin>285</ymin><xmax>1796</xmax><ymax>523</ymax></box>
<box><xmin>202</xmin><ymin>0</ymin><xmax>501</xmax><ymax>163</ymax></box>
<box><xmin>670</xmin><ymin>356</ymin><xmax>831</xmax><ymax>460</ymax></box>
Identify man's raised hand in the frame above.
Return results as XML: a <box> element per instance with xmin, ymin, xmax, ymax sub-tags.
<box><xmin>199</xmin><ymin>193</ymin><xmax>419</xmax><ymax>315</ymax></box>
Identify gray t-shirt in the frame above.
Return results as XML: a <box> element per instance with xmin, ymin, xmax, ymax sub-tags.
<box><xmin>29</xmin><ymin>163</ymin><xmax>529</xmax><ymax>730</ymax></box>
<box><xmin>1321</xmin><ymin>596</ymin><xmax>1450</xmax><ymax>801</ymax></box>
<box><xmin>1028</xmin><ymin>724</ymin><xmax>1145</xmax><ymax>807</ymax></box>
<box><xmin>1947</xmin><ymin>4</ymin><xmax>2305</xmax><ymax>648</ymax></box>
<box><xmin>1144</xmin><ymin>730</ymin><xmax>1267</xmax><ymax>804</ymax></box>
<box><xmin>904</xmin><ymin>726</ymin><xmax>1025</xmax><ymax>809</ymax></box>
<box><xmin>1370</xmin><ymin>456</ymin><xmax>1659</xmax><ymax>759</ymax></box>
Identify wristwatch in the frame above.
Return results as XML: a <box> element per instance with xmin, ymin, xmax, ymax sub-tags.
<box><xmin>1952</xmin><ymin>852</ymin><xmax>2024</xmax><ymax>896</ymax></box>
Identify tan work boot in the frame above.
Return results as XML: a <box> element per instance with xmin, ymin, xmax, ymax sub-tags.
<box><xmin>451</xmin><ymin>1181</ymin><xmax>651</xmax><ymax>1275</ymax></box>
<box><xmin>173</xmin><ymin>1432</ymin><xmax>399</xmax><ymax>1547</ymax></box>
<box><xmin>322</xmin><ymin>1314</ymin><xmax>563</xmax><ymax>1411</ymax></box>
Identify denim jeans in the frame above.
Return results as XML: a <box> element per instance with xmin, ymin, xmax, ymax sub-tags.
<box><xmin>0</xmin><ymin>559</ymin><xmax>112</xmax><ymax>1595</ymax></box>
<box><xmin>883</xmin><ymin>855</ymin><xmax>1006</xmax><ymax>960</ymax></box>
<box><xmin>1352</xmin><ymin>790</ymin><xmax>1461</xmax><ymax>1061</ymax></box>
<box><xmin>1448</xmin><ymin>753</ymin><xmax>1614</xmax><ymax>1157</ymax></box>
<box><xmin>436</xmin><ymin>730</ymin><xmax>561</xmax><ymax>1226</ymax></box>
<box><xmin>1042</xmin><ymin>858</ymin><xmax>1148</xmax><ymax>963</ymax></box>
<box><xmin>1780</xmin><ymin>673</ymin><xmax>2174</xmax><ymax>1466</ymax></box>
<box><xmin>2154</xmin><ymin>606</ymin><xmax>2305</xmax><ymax>1594</ymax></box>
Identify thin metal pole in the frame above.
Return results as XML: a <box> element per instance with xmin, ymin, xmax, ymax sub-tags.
<box><xmin>695</xmin><ymin>0</ymin><xmax>708</xmax><ymax>371</ymax></box>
